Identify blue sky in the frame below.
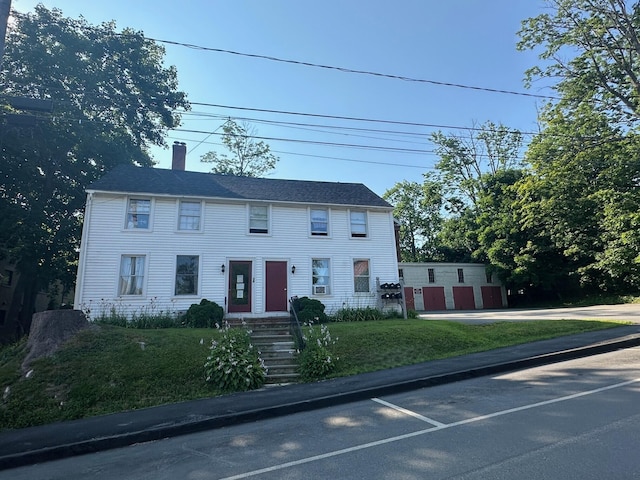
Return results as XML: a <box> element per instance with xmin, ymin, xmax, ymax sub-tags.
<box><xmin>11</xmin><ymin>0</ymin><xmax>553</xmax><ymax>196</ymax></box>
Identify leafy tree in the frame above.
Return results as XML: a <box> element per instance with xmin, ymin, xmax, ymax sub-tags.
<box><xmin>520</xmin><ymin>104</ymin><xmax>640</xmax><ymax>292</ymax></box>
<box><xmin>431</xmin><ymin>121</ymin><xmax>523</xmax><ymax>211</ymax></box>
<box><xmin>383</xmin><ymin>178</ymin><xmax>442</xmax><ymax>262</ymax></box>
<box><xmin>201</xmin><ymin>119</ymin><xmax>278</xmax><ymax>177</ymax></box>
<box><xmin>518</xmin><ymin>0</ymin><xmax>640</xmax><ymax>125</ymax></box>
<box><xmin>0</xmin><ymin>6</ymin><xmax>188</xmax><ymax>337</ymax></box>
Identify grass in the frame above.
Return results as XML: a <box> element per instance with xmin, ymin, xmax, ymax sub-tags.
<box><xmin>0</xmin><ymin>319</ymin><xmax>626</xmax><ymax>430</ymax></box>
<box><xmin>329</xmin><ymin>319</ymin><xmax>625</xmax><ymax>376</ymax></box>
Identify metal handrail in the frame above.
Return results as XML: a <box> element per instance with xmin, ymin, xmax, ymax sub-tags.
<box><xmin>288</xmin><ymin>297</ymin><xmax>306</xmax><ymax>351</ymax></box>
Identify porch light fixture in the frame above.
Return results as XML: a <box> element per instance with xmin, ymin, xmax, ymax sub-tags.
<box><xmin>291</xmin><ymin>265</ymin><xmax>296</xmax><ymax>274</ymax></box>
<box><xmin>221</xmin><ymin>264</ymin><xmax>225</xmax><ymax>273</ymax></box>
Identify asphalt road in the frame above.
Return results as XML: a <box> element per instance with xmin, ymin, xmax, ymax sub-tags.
<box><xmin>419</xmin><ymin>303</ymin><xmax>640</xmax><ymax>324</ymax></box>
<box><xmin>6</xmin><ymin>345</ymin><xmax>640</xmax><ymax>479</ymax></box>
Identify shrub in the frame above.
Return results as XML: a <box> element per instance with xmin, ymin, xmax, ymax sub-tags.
<box><xmin>291</xmin><ymin>296</ymin><xmax>328</xmax><ymax>323</ymax></box>
<box><xmin>204</xmin><ymin>324</ymin><xmax>267</xmax><ymax>392</ymax></box>
<box><xmin>331</xmin><ymin>306</ymin><xmax>385</xmax><ymax>322</ymax></box>
<box><xmin>297</xmin><ymin>322</ymin><xmax>338</xmax><ymax>381</ymax></box>
<box><xmin>184</xmin><ymin>299</ymin><xmax>224</xmax><ymax>328</ymax></box>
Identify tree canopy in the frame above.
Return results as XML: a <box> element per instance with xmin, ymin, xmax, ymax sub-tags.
<box><xmin>200</xmin><ymin>119</ymin><xmax>279</xmax><ymax>177</ymax></box>
<box><xmin>0</xmin><ymin>5</ymin><xmax>189</xmax><ymax>337</ymax></box>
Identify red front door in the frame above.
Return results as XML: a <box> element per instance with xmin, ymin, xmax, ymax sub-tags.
<box><xmin>228</xmin><ymin>261</ymin><xmax>252</xmax><ymax>313</ymax></box>
<box><xmin>265</xmin><ymin>261</ymin><xmax>288</xmax><ymax>312</ymax></box>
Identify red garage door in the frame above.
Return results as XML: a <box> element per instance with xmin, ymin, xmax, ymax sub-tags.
<box><xmin>481</xmin><ymin>286</ymin><xmax>503</xmax><ymax>309</ymax></box>
<box><xmin>423</xmin><ymin>286</ymin><xmax>446</xmax><ymax>311</ymax></box>
<box><xmin>453</xmin><ymin>286</ymin><xmax>475</xmax><ymax>310</ymax></box>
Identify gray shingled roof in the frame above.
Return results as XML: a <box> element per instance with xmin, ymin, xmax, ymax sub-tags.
<box><xmin>87</xmin><ymin>165</ymin><xmax>393</xmax><ymax>209</ymax></box>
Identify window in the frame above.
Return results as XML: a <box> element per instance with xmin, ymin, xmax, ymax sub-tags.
<box><xmin>119</xmin><ymin>256</ymin><xmax>145</xmax><ymax>295</ymax></box>
<box><xmin>486</xmin><ymin>272</ymin><xmax>493</xmax><ymax>284</ymax></box>
<box><xmin>350</xmin><ymin>211</ymin><xmax>367</xmax><ymax>238</ymax></box>
<box><xmin>428</xmin><ymin>268</ymin><xmax>435</xmax><ymax>284</ymax></box>
<box><xmin>310</xmin><ymin>208</ymin><xmax>328</xmax><ymax>236</ymax></box>
<box><xmin>2</xmin><ymin>270</ymin><xmax>12</xmax><ymax>287</ymax></box>
<box><xmin>175</xmin><ymin>255</ymin><xmax>199</xmax><ymax>295</ymax></box>
<box><xmin>312</xmin><ymin>258</ymin><xmax>330</xmax><ymax>294</ymax></box>
<box><xmin>126</xmin><ymin>198</ymin><xmax>151</xmax><ymax>229</ymax></box>
<box><xmin>353</xmin><ymin>259</ymin><xmax>370</xmax><ymax>293</ymax></box>
<box><xmin>398</xmin><ymin>268</ymin><xmax>404</xmax><ymax>279</ymax></box>
<box><xmin>457</xmin><ymin>268</ymin><xmax>465</xmax><ymax>283</ymax></box>
<box><xmin>249</xmin><ymin>205</ymin><xmax>269</xmax><ymax>234</ymax></box>
<box><xmin>178</xmin><ymin>201</ymin><xmax>201</xmax><ymax>231</ymax></box>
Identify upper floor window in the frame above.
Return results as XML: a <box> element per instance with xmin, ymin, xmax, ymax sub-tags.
<box><xmin>486</xmin><ymin>272</ymin><xmax>493</xmax><ymax>284</ymax></box>
<box><xmin>353</xmin><ymin>259</ymin><xmax>370</xmax><ymax>293</ymax></box>
<box><xmin>350</xmin><ymin>211</ymin><xmax>367</xmax><ymax>238</ymax></box>
<box><xmin>457</xmin><ymin>268</ymin><xmax>465</xmax><ymax>283</ymax></box>
<box><xmin>428</xmin><ymin>268</ymin><xmax>435</xmax><ymax>284</ymax></box>
<box><xmin>126</xmin><ymin>198</ymin><xmax>151</xmax><ymax>229</ymax></box>
<box><xmin>178</xmin><ymin>201</ymin><xmax>201</xmax><ymax>231</ymax></box>
<box><xmin>310</xmin><ymin>208</ymin><xmax>329</xmax><ymax>236</ymax></box>
<box><xmin>119</xmin><ymin>255</ymin><xmax>145</xmax><ymax>295</ymax></box>
<box><xmin>175</xmin><ymin>255</ymin><xmax>199</xmax><ymax>295</ymax></box>
<box><xmin>249</xmin><ymin>205</ymin><xmax>269</xmax><ymax>234</ymax></box>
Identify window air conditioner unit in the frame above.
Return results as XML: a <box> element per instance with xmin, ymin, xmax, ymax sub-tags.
<box><xmin>313</xmin><ymin>285</ymin><xmax>327</xmax><ymax>295</ymax></box>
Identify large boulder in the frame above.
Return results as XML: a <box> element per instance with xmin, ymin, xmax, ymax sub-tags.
<box><xmin>21</xmin><ymin>309</ymin><xmax>91</xmax><ymax>373</ymax></box>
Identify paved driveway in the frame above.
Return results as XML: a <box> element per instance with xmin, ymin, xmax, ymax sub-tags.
<box><xmin>418</xmin><ymin>303</ymin><xmax>640</xmax><ymax>324</ymax></box>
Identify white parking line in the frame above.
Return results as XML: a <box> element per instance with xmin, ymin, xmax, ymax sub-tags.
<box><xmin>371</xmin><ymin>397</ymin><xmax>447</xmax><ymax>427</ymax></box>
<box><xmin>219</xmin><ymin>377</ymin><xmax>640</xmax><ymax>480</ymax></box>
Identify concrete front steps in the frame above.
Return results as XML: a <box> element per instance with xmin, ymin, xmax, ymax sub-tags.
<box><xmin>232</xmin><ymin>317</ymin><xmax>300</xmax><ymax>384</ymax></box>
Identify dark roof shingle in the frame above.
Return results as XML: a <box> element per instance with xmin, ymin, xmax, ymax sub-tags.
<box><xmin>88</xmin><ymin>165</ymin><xmax>392</xmax><ymax>208</ymax></box>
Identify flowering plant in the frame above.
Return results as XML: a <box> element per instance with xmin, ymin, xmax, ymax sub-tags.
<box><xmin>204</xmin><ymin>323</ymin><xmax>267</xmax><ymax>392</ymax></box>
<box><xmin>298</xmin><ymin>321</ymin><xmax>339</xmax><ymax>381</ymax></box>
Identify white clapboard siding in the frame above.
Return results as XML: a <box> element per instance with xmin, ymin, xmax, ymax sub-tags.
<box><xmin>76</xmin><ymin>193</ymin><xmax>399</xmax><ymax>318</ymax></box>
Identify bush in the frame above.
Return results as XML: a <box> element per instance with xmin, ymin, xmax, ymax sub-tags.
<box><xmin>204</xmin><ymin>324</ymin><xmax>267</xmax><ymax>392</ymax></box>
<box><xmin>184</xmin><ymin>299</ymin><xmax>224</xmax><ymax>328</ymax></box>
<box><xmin>331</xmin><ymin>306</ymin><xmax>385</xmax><ymax>322</ymax></box>
<box><xmin>291</xmin><ymin>296</ymin><xmax>328</xmax><ymax>323</ymax></box>
<box><xmin>297</xmin><ymin>322</ymin><xmax>338</xmax><ymax>381</ymax></box>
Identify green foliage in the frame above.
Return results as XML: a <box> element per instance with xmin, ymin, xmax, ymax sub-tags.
<box><xmin>200</xmin><ymin>119</ymin><xmax>278</xmax><ymax>177</ymax></box>
<box><xmin>0</xmin><ymin>5</ymin><xmax>189</xmax><ymax>333</ymax></box>
<box><xmin>517</xmin><ymin>0</ymin><xmax>640</xmax><ymax>127</ymax></box>
<box><xmin>291</xmin><ymin>296</ymin><xmax>328</xmax><ymax>323</ymax></box>
<box><xmin>83</xmin><ymin>299</ymin><xmax>182</xmax><ymax>329</ymax></box>
<box><xmin>204</xmin><ymin>325</ymin><xmax>266</xmax><ymax>392</ymax></box>
<box><xmin>298</xmin><ymin>323</ymin><xmax>339</xmax><ymax>381</ymax></box>
<box><xmin>383</xmin><ymin>179</ymin><xmax>443</xmax><ymax>262</ymax></box>
<box><xmin>183</xmin><ymin>299</ymin><xmax>224</xmax><ymax>328</ymax></box>
<box><xmin>331</xmin><ymin>306</ymin><xmax>386</xmax><ymax>322</ymax></box>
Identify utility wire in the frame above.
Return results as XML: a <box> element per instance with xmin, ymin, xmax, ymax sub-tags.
<box><xmin>147</xmin><ymin>36</ymin><xmax>558</xmax><ymax>101</ymax></box>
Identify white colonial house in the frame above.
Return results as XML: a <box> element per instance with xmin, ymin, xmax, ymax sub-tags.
<box><xmin>73</xmin><ymin>144</ymin><xmax>400</xmax><ymax>319</ymax></box>
<box><xmin>399</xmin><ymin>262</ymin><xmax>507</xmax><ymax>311</ymax></box>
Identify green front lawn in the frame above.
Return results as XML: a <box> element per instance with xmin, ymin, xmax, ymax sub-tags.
<box><xmin>0</xmin><ymin>318</ymin><xmax>625</xmax><ymax>429</ymax></box>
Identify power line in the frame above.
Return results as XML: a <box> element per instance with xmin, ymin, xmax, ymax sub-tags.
<box><xmin>146</xmin><ymin>36</ymin><xmax>558</xmax><ymax>101</ymax></box>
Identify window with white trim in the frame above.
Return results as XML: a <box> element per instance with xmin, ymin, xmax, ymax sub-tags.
<box><xmin>457</xmin><ymin>268</ymin><xmax>465</xmax><ymax>283</ymax></box>
<box><xmin>119</xmin><ymin>255</ymin><xmax>145</xmax><ymax>295</ymax></box>
<box><xmin>249</xmin><ymin>205</ymin><xmax>269</xmax><ymax>234</ymax></box>
<box><xmin>353</xmin><ymin>259</ymin><xmax>370</xmax><ymax>293</ymax></box>
<box><xmin>349</xmin><ymin>210</ymin><xmax>367</xmax><ymax>238</ymax></box>
<box><xmin>175</xmin><ymin>255</ymin><xmax>199</xmax><ymax>295</ymax></box>
<box><xmin>312</xmin><ymin>258</ymin><xmax>331</xmax><ymax>294</ymax></box>
<box><xmin>310</xmin><ymin>208</ymin><xmax>328</xmax><ymax>236</ymax></box>
<box><xmin>126</xmin><ymin>198</ymin><xmax>151</xmax><ymax>229</ymax></box>
<box><xmin>178</xmin><ymin>201</ymin><xmax>201</xmax><ymax>231</ymax></box>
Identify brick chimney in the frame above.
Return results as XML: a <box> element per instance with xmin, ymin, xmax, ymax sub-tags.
<box><xmin>172</xmin><ymin>141</ymin><xmax>186</xmax><ymax>170</ymax></box>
